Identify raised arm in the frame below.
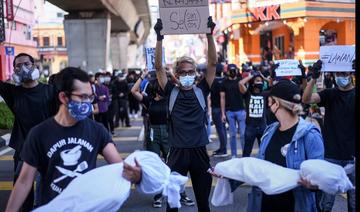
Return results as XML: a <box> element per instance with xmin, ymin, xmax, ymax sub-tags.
<box><xmin>239</xmin><ymin>73</ymin><xmax>253</xmax><ymax>94</ymax></box>
<box><xmin>131</xmin><ymin>69</ymin><xmax>148</xmax><ymax>102</ymax></box>
<box><xmin>206</xmin><ymin>16</ymin><xmax>217</xmax><ymax>88</ymax></box>
<box><xmin>154</xmin><ymin>19</ymin><xmax>167</xmax><ymax>91</ymax></box>
<box><xmin>302</xmin><ymin>60</ymin><xmax>322</xmax><ymax>104</ymax></box>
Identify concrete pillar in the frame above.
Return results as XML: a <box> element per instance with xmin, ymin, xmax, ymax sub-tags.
<box><xmin>110</xmin><ymin>32</ymin><xmax>130</xmax><ymax>70</ymax></box>
<box><xmin>64</xmin><ymin>13</ymin><xmax>111</xmax><ymax>72</ymax></box>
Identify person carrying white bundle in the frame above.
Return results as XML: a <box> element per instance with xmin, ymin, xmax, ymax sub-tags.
<box><xmin>33</xmin><ymin>151</ymin><xmax>188</xmax><ymax>212</ymax></box>
<box><xmin>209</xmin><ymin>80</ymin><xmax>325</xmax><ymax>212</ymax></box>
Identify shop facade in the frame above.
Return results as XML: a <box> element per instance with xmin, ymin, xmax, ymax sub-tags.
<box><xmin>224</xmin><ymin>0</ymin><xmax>355</xmax><ymax>66</ymax></box>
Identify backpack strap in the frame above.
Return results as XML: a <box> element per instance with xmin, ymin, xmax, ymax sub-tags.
<box><xmin>193</xmin><ymin>85</ymin><xmax>206</xmax><ymax>111</ymax></box>
<box><xmin>169</xmin><ymin>86</ymin><xmax>180</xmax><ymax>114</ymax></box>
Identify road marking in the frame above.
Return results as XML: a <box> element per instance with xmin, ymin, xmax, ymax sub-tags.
<box><xmin>0</xmin><ymin>181</ymin><xmax>12</xmax><ymax>190</ymax></box>
<box><xmin>0</xmin><ymin>147</ymin><xmax>13</xmax><ymax>156</ymax></box>
<box><xmin>115</xmin><ymin>126</ymin><xmax>142</xmax><ymax>130</ymax></box>
<box><xmin>113</xmin><ymin>136</ymin><xmax>138</xmax><ymax>142</ymax></box>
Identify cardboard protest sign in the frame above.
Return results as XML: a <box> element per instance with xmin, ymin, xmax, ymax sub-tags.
<box><xmin>159</xmin><ymin>0</ymin><xmax>210</xmax><ymax>35</ymax></box>
<box><xmin>145</xmin><ymin>47</ymin><xmax>165</xmax><ymax>71</ymax></box>
<box><xmin>320</xmin><ymin>45</ymin><xmax>355</xmax><ymax>72</ymax></box>
<box><xmin>274</xmin><ymin>59</ymin><xmax>301</xmax><ymax>76</ymax></box>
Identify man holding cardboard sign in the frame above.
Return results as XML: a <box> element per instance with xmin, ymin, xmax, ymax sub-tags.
<box><xmin>154</xmin><ymin>16</ymin><xmax>216</xmax><ymax>212</ymax></box>
<box><xmin>302</xmin><ymin>58</ymin><xmax>355</xmax><ymax>212</ymax></box>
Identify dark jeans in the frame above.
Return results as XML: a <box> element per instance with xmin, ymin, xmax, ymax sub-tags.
<box><xmin>166</xmin><ymin>147</ymin><xmax>212</xmax><ymax>212</ymax></box>
<box><xmin>116</xmin><ymin>99</ymin><xmax>130</xmax><ymax>126</ymax></box>
<box><xmin>242</xmin><ymin>124</ymin><xmax>265</xmax><ymax>157</ymax></box>
<box><xmin>148</xmin><ymin>124</ymin><xmax>169</xmax><ymax>159</ymax></box>
<box><xmin>143</xmin><ymin>114</ymin><xmax>150</xmax><ymax>150</ymax></box>
<box><xmin>107</xmin><ymin>99</ymin><xmax>118</xmax><ymax>132</ymax></box>
<box><xmin>211</xmin><ymin>107</ymin><xmax>227</xmax><ymax>152</ymax></box>
<box><xmin>13</xmin><ymin>153</ymin><xmax>34</xmax><ymax>212</ymax></box>
<box><xmin>319</xmin><ymin>158</ymin><xmax>356</xmax><ymax>212</ymax></box>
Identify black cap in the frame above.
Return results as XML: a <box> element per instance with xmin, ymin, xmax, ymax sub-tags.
<box><xmin>269</xmin><ymin>79</ymin><xmax>301</xmax><ymax>103</ymax></box>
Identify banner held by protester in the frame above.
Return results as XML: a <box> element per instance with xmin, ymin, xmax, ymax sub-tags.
<box><xmin>274</xmin><ymin>59</ymin><xmax>301</xmax><ymax>76</ymax></box>
<box><xmin>320</xmin><ymin>45</ymin><xmax>355</xmax><ymax>72</ymax></box>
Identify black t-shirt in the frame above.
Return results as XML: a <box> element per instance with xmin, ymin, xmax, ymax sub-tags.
<box><xmin>142</xmin><ymin>96</ymin><xmax>167</xmax><ymax>125</ymax></box>
<box><xmin>221</xmin><ymin>78</ymin><xmax>245</xmax><ymax>111</ymax></box>
<box><xmin>210</xmin><ymin>77</ymin><xmax>225</xmax><ymax>108</ymax></box>
<box><xmin>318</xmin><ymin>88</ymin><xmax>355</xmax><ymax>160</ymax></box>
<box><xmin>262</xmin><ymin>123</ymin><xmax>298</xmax><ymax>211</ymax></box>
<box><xmin>21</xmin><ymin>117</ymin><xmax>113</xmax><ymax>206</ymax></box>
<box><xmin>164</xmin><ymin>80</ymin><xmax>210</xmax><ymax>148</ymax></box>
<box><xmin>244</xmin><ymin>90</ymin><xmax>267</xmax><ymax>126</ymax></box>
<box><xmin>0</xmin><ymin>82</ymin><xmax>58</xmax><ymax>153</ymax></box>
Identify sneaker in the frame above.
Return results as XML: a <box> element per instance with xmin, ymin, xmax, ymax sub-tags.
<box><xmin>231</xmin><ymin>155</ymin><xmax>237</xmax><ymax>159</ymax></box>
<box><xmin>152</xmin><ymin>197</ymin><xmax>162</xmax><ymax>208</ymax></box>
<box><xmin>180</xmin><ymin>194</ymin><xmax>195</xmax><ymax>206</ymax></box>
<box><xmin>213</xmin><ymin>151</ymin><xmax>229</xmax><ymax>158</ymax></box>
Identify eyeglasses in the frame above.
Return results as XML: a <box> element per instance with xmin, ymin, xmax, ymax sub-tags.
<box><xmin>70</xmin><ymin>93</ymin><xmax>95</xmax><ymax>102</ymax></box>
<box><xmin>178</xmin><ymin>70</ymin><xmax>196</xmax><ymax>77</ymax></box>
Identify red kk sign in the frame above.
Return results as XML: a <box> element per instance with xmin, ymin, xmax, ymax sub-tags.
<box><xmin>250</xmin><ymin>5</ymin><xmax>281</xmax><ymax>21</ymax></box>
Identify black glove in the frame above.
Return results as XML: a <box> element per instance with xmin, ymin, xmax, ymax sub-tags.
<box><xmin>311</xmin><ymin>60</ymin><xmax>322</xmax><ymax>79</ymax></box>
<box><xmin>207</xmin><ymin>16</ymin><xmax>216</xmax><ymax>36</ymax></box>
<box><xmin>270</xmin><ymin>63</ymin><xmax>279</xmax><ymax>79</ymax></box>
<box><xmin>352</xmin><ymin>59</ymin><xmax>355</xmax><ymax>70</ymax></box>
<box><xmin>154</xmin><ymin>18</ymin><xmax>164</xmax><ymax>41</ymax></box>
<box><xmin>298</xmin><ymin>62</ymin><xmax>306</xmax><ymax>79</ymax></box>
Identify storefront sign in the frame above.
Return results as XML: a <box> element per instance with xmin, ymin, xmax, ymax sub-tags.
<box><xmin>5</xmin><ymin>0</ymin><xmax>14</xmax><ymax>21</ymax></box>
<box><xmin>159</xmin><ymin>0</ymin><xmax>210</xmax><ymax>34</ymax></box>
<box><xmin>250</xmin><ymin>5</ymin><xmax>281</xmax><ymax>21</ymax></box>
<box><xmin>274</xmin><ymin>59</ymin><xmax>302</xmax><ymax>76</ymax></box>
<box><xmin>320</xmin><ymin>45</ymin><xmax>355</xmax><ymax>72</ymax></box>
<box><xmin>5</xmin><ymin>46</ymin><xmax>14</xmax><ymax>56</ymax></box>
<box><xmin>248</xmin><ymin>0</ymin><xmax>298</xmax><ymax>8</ymax></box>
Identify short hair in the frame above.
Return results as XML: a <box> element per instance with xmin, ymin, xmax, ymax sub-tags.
<box><xmin>95</xmin><ymin>72</ymin><xmax>103</xmax><ymax>79</ymax></box>
<box><xmin>173</xmin><ymin>56</ymin><xmax>196</xmax><ymax>73</ymax></box>
<box><xmin>54</xmin><ymin>67</ymin><xmax>90</xmax><ymax>95</ymax></box>
<box><xmin>13</xmin><ymin>53</ymin><xmax>34</xmax><ymax>67</ymax></box>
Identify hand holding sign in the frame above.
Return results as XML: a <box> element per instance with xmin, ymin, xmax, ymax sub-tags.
<box><xmin>311</xmin><ymin>60</ymin><xmax>322</xmax><ymax>79</ymax></box>
<box><xmin>207</xmin><ymin>16</ymin><xmax>216</xmax><ymax>36</ymax></box>
<box><xmin>154</xmin><ymin>19</ymin><xmax>164</xmax><ymax>41</ymax></box>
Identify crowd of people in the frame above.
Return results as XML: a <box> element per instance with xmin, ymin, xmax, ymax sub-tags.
<box><xmin>0</xmin><ymin>15</ymin><xmax>356</xmax><ymax>212</ymax></box>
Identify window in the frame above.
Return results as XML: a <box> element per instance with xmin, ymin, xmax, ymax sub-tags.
<box><xmin>274</xmin><ymin>36</ymin><xmax>285</xmax><ymax>59</ymax></box>
<box><xmin>57</xmin><ymin>13</ymin><xmax>64</xmax><ymax>18</ymax></box>
<box><xmin>33</xmin><ymin>37</ymin><xmax>39</xmax><ymax>46</ymax></box>
<box><xmin>57</xmin><ymin>37</ymin><xmax>63</xmax><ymax>46</ymax></box>
<box><xmin>43</xmin><ymin>37</ymin><xmax>50</xmax><ymax>47</ymax></box>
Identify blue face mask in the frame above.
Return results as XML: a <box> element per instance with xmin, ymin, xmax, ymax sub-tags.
<box><xmin>335</xmin><ymin>76</ymin><xmax>350</xmax><ymax>88</ymax></box>
<box><xmin>179</xmin><ymin>75</ymin><xmax>195</xmax><ymax>88</ymax></box>
<box><xmin>68</xmin><ymin>100</ymin><xmax>92</xmax><ymax>121</ymax></box>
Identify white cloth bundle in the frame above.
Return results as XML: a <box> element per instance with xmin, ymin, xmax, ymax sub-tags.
<box><xmin>300</xmin><ymin>159</ymin><xmax>355</xmax><ymax>195</ymax></box>
<box><xmin>211</xmin><ymin>157</ymin><xmax>300</xmax><ymax>206</ymax></box>
<box><xmin>34</xmin><ymin>151</ymin><xmax>188</xmax><ymax>212</ymax></box>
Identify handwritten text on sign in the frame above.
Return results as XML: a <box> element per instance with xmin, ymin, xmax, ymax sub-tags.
<box><xmin>159</xmin><ymin>0</ymin><xmax>210</xmax><ymax>35</ymax></box>
<box><xmin>320</xmin><ymin>45</ymin><xmax>355</xmax><ymax>72</ymax></box>
<box><xmin>274</xmin><ymin>59</ymin><xmax>301</xmax><ymax>76</ymax></box>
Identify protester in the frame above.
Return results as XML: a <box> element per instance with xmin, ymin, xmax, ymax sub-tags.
<box><xmin>154</xmin><ymin>16</ymin><xmax>216</xmax><ymax>212</ymax></box>
<box><xmin>238</xmin><ymin>71</ymin><xmax>267</xmax><ymax>157</ymax></box>
<box><xmin>302</xmin><ymin>60</ymin><xmax>355</xmax><ymax>212</ymax></box>
<box><xmin>0</xmin><ymin>53</ymin><xmax>58</xmax><ymax>211</ymax></box>
<box><xmin>127</xmin><ymin>71</ymin><xmax>140</xmax><ymax>119</ymax></box>
<box><xmin>114</xmin><ymin>72</ymin><xmax>131</xmax><ymax>127</ymax></box>
<box><xmin>220</xmin><ymin>63</ymin><xmax>246</xmax><ymax>158</ymax></box>
<box><xmin>5</xmin><ymin>67</ymin><xmax>142</xmax><ymax>212</ymax></box>
<box><xmin>104</xmin><ymin>72</ymin><xmax>116</xmax><ymax>134</ymax></box>
<box><xmin>94</xmin><ymin>72</ymin><xmax>110</xmax><ymax>131</ymax></box>
<box><xmin>210</xmin><ymin>63</ymin><xmax>228</xmax><ymax>157</ymax></box>
<box><xmin>131</xmin><ymin>69</ymin><xmax>170</xmax><ymax>208</ymax></box>
<box><xmin>247</xmin><ymin>79</ymin><xmax>324</xmax><ymax>212</ymax></box>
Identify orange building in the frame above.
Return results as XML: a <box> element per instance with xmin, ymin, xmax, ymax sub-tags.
<box><xmin>214</xmin><ymin>0</ymin><xmax>355</xmax><ymax>66</ymax></box>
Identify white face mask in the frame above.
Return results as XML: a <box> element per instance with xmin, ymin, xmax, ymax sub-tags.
<box><xmin>179</xmin><ymin>75</ymin><xmax>195</xmax><ymax>88</ymax></box>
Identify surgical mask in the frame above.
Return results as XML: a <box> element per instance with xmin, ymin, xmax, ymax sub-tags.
<box><xmin>12</xmin><ymin>65</ymin><xmax>40</xmax><ymax>84</ymax></box>
<box><xmin>68</xmin><ymin>100</ymin><xmax>93</xmax><ymax>121</ymax></box>
<box><xmin>253</xmin><ymin>83</ymin><xmax>264</xmax><ymax>91</ymax></box>
<box><xmin>98</xmin><ymin>77</ymin><xmax>105</xmax><ymax>84</ymax></box>
<box><xmin>179</xmin><ymin>75</ymin><xmax>195</xmax><ymax>87</ymax></box>
<box><xmin>104</xmin><ymin>76</ymin><xmax>111</xmax><ymax>83</ymax></box>
<box><xmin>335</xmin><ymin>76</ymin><xmax>350</xmax><ymax>88</ymax></box>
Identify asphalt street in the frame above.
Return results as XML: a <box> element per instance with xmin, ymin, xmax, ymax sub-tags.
<box><xmin>0</xmin><ymin>118</ymin><xmax>348</xmax><ymax>211</ymax></box>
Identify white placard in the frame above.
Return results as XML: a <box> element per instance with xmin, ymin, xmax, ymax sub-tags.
<box><xmin>320</xmin><ymin>45</ymin><xmax>355</xmax><ymax>72</ymax></box>
<box><xmin>274</xmin><ymin>59</ymin><xmax>301</xmax><ymax>76</ymax></box>
<box><xmin>159</xmin><ymin>0</ymin><xmax>210</xmax><ymax>35</ymax></box>
<box><xmin>145</xmin><ymin>47</ymin><xmax>165</xmax><ymax>71</ymax></box>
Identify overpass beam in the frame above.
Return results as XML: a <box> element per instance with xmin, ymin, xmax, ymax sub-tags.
<box><xmin>64</xmin><ymin>12</ymin><xmax>111</xmax><ymax>72</ymax></box>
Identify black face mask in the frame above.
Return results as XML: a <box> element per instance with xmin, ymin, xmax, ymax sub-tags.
<box><xmin>229</xmin><ymin>70</ymin><xmax>237</xmax><ymax>78</ymax></box>
<box><xmin>253</xmin><ymin>83</ymin><xmax>263</xmax><ymax>91</ymax></box>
